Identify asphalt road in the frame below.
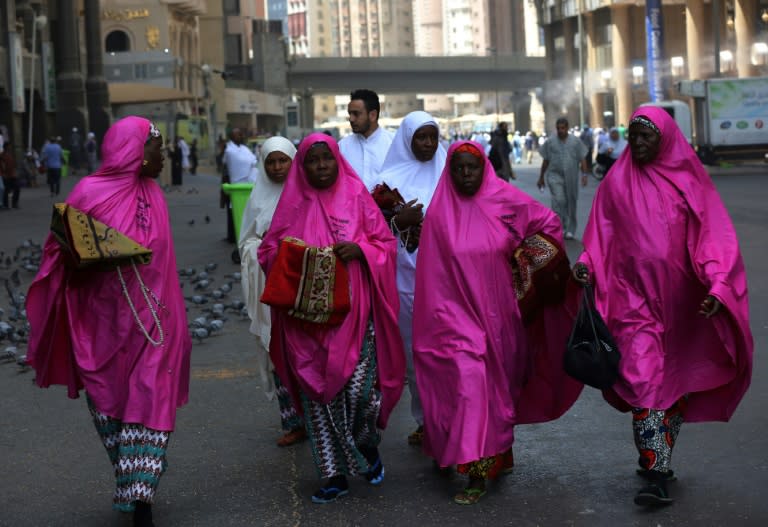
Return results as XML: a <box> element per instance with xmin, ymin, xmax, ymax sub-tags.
<box><xmin>0</xmin><ymin>160</ymin><xmax>766</xmax><ymax>527</ymax></box>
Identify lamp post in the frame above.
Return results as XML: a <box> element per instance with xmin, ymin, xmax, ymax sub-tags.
<box><xmin>577</xmin><ymin>0</ymin><xmax>585</xmax><ymax>128</ymax></box>
<box><xmin>27</xmin><ymin>14</ymin><xmax>47</xmax><ymax>154</ymax></box>
<box><xmin>486</xmin><ymin>47</ymin><xmax>499</xmax><ymax>122</ymax></box>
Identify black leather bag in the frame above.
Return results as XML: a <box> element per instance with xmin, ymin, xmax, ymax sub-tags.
<box><xmin>564</xmin><ymin>283</ymin><xmax>621</xmax><ymax>389</ymax></box>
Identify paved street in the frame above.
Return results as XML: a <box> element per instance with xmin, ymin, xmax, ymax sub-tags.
<box><xmin>0</xmin><ymin>161</ymin><xmax>766</xmax><ymax>527</ymax></box>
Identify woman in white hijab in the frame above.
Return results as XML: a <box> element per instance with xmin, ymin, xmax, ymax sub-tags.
<box><xmin>238</xmin><ymin>136</ymin><xmax>304</xmax><ymax>447</ymax></box>
<box><xmin>376</xmin><ymin>111</ymin><xmax>447</xmax><ymax>446</ymax></box>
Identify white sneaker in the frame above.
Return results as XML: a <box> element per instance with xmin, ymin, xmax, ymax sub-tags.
<box><xmin>564</xmin><ymin>232</ymin><xmax>574</xmax><ymax>240</ymax></box>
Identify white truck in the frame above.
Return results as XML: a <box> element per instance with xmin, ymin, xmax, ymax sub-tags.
<box><xmin>676</xmin><ymin>77</ymin><xmax>768</xmax><ymax>165</ymax></box>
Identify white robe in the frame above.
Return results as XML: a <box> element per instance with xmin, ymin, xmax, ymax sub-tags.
<box><xmin>338</xmin><ymin>126</ymin><xmax>394</xmax><ymax>191</ymax></box>
<box><xmin>224</xmin><ymin>141</ymin><xmax>259</xmax><ymax>183</ymax></box>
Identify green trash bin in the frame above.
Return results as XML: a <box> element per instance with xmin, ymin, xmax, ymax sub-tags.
<box><xmin>61</xmin><ymin>149</ymin><xmax>70</xmax><ymax>178</ymax></box>
<box><xmin>221</xmin><ymin>183</ymin><xmax>254</xmax><ymax>242</ymax></box>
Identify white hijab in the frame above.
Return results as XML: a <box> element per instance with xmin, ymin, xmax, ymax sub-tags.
<box><xmin>239</xmin><ymin>136</ymin><xmax>297</xmax><ymax>246</ymax></box>
<box><xmin>378</xmin><ymin>111</ymin><xmax>447</xmax><ymax>209</ymax></box>
<box><xmin>238</xmin><ymin>136</ymin><xmax>297</xmax><ymax>400</ymax></box>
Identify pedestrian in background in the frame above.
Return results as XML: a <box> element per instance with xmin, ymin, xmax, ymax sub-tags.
<box><xmin>69</xmin><ymin>127</ymin><xmax>83</xmax><ymax>174</ymax></box>
<box><xmin>238</xmin><ymin>136</ymin><xmax>304</xmax><ymax>447</ymax></box>
<box><xmin>489</xmin><ymin>121</ymin><xmax>514</xmax><ymax>181</ymax></box>
<box><xmin>223</xmin><ymin>128</ymin><xmax>259</xmax><ymax>243</ymax></box>
<box><xmin>572</xmin><ymin>107</ymin><xmax>753</xmax><ymax>507</ymax></box>
<box><xmin>169</xmin><ymin>137</ymin><xmax>183</xmax><ymax>186</ymax></box>
<box><xmin>26</xmin><ymin>117</ymin><xmax>191</xmax><ymax>527</ymax></box>
<box><xmin>537</xmin><ymin>117</ymin><xmax>589</xmax><ymax>240</ymax></box>
<box><xmin>41</xmin><ymin>136</ymin><xmax>64</xmax><ymax>197</ymax></box>
<box><xmin>0</xmin><ymin>140</ymin><xmax>20</xmax><ymax>209</ymax></box>
<box><xmin>189</xmin><ymin>138</ymin><xmax>198</xmax><ymax>175</ymax></box>
<box><xmin>85</xmin><ymin>132</ymin><xmax>98</xmax><ymax>173</ymax></box>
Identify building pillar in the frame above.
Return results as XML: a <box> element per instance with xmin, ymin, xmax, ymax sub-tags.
<box><xmin>54</xmin><ymin>0</ymin><xmax>88</xmax><ymax>140</ymax></box>
<box><xmin>542</xmin><ymin>23</ymin><xmax>559</xmax><ymax>129</ymax></box>
<box><xmin>611</xmin><ymin>4</ymin><xmax>632</xmax><ymax>127</ymax></box>
<box><xmin>585</xmin><ymin>11</ymin><xmax>602</xmax><ymax>127</ymax></box>
<box><xmin>735</xmin><ymin>0</ymin><xmax>758</xmax><ymax>78</ymax></box>
<box><xmin>0</xmin><ymin>0</ymin><xmax>23</xmax><ymax>150</ymax></box>
<box><xmin>84</xmin><ymin>0</ymin><xmax>111</xmax><ymax>141</ymax></box>
<box><xmin>686</xmin><ymin>0</ymin><xmax>706</xmax><ymax>79</ymax></box>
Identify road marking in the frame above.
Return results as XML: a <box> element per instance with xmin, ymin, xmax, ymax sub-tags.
<box><xmin>191</xmin><ymin>367</ymin><xmax>256</xmax><ymax>380</ymax></box>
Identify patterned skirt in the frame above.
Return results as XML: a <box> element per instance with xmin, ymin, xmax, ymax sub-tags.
<box><xmin>87</xmin><ymin>397</ymin><xmax>170</xmax><ymax>512</ymax></box>
<box><xmin>301</xmin><ymin>322</ymin><xmax>381</xmax><ymax>479</ymax></box>
<box><xmin>274</xmin><ymin>370</ymin><xmax>304</xmax><ymax>431</ymax></box>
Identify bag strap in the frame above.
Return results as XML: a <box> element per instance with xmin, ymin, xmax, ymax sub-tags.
<box><xmin>581</xmin><ymin>283</ymin><xmax>601</xmax><ymax>340</ymax></box>
<box><xmin>116</xmin><ymin>259</ymin><xmax>165</xmax><ymax>347</ymax></box>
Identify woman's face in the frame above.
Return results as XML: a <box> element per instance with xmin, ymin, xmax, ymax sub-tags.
<box><xmin>628</xmin><ymin>121</ymin><xmax>661</xmax><ymax>164</ymax></box>
<box><xmin>303</xmin><ymin>143</ymin><xmax>338</xmax><ymax>189</ymax></box>
<box><xmin>142</xmin><ymin>135</ymin><xmax>164</xmax><ymax>178</ymax></box>
<box><xmin>450</xmin><ymin>151</ymin><xmax>484</xmax><ymax>196</ymax></box>
<box><xmin>264</xmin><ymin>151</ymin><xmax>292</xmax><ymax>184</ymax></box>
<box><xmin>411</xmin><ymin>125</ymin><xmax>439</xmax><ymax>162</ymax></box>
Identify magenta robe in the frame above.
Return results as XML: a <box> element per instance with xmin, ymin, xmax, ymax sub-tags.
<box><xmin>578</xmin><ymin>106</ymin><xmax>753</xmax><ymax>422</ymax></box>
<box><xmin>413</xmin><ymin>141</ymin><xmax>582</xmax><ymax>467</ymax></box>
<box><xmin>258</xmin><ymin>133</ymin><xmax>405</xmax><ymax>429</ymax></box>
<box><xmin>26</xmin><ymin>116</ymin><xmax>191</xmax><ymax>431</ymax></box>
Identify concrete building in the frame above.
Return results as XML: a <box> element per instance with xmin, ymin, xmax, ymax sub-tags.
<box><xmin>413</xmin><ymin>0</ymin><xmax>540</xmax><ymax>129</ymax></box>
<box><xmin>536</xmin><ymin>0</ymin><xmax>768</xmax><ymax>131</ymax></box>
<box><xmin>1</xmin><ymin>0</ymin><xmax>111</xmax><ymax>156</ymax></box>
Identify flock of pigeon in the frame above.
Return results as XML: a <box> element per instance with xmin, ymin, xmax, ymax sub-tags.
<box><xmin>0</xmin><ymin>236</ymin><xmax>249</xmax><ymax>378</ymax></box>
<box><xmin>0</xmin><ymin>240</ymin><xmax>41</xmax><ymax>373</ymax></box>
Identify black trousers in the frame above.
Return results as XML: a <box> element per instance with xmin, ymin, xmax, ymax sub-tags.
<box><xmin>47</xmin><ymin>168</ymin><xmax>61</xmax><ymax>196</ymax></box>
<box><xmin>2</xmin><ymin>177</ymin><xmax>19</xmax><ymax>208</ymax></box>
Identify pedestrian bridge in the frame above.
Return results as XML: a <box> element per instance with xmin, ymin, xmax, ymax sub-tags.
<box><xmin>286</xmin><ymin>54</ymin><xmax>545</xmax><ymax>94</ymax></box>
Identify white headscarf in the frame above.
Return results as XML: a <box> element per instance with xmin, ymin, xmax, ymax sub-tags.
<box><xmin>238</xmin><ymin>135</ymin><xmax>297</xmax><ymax>400</ymax></box>
<box><xmin>239</xmin><ymin>136</ymin><xmax>298</xmax><ymax>245</ymax></box>
<box><xmin>378</xmin><ymin>111</ymin><xmax>447</xmax><ymax>209</ymax></box>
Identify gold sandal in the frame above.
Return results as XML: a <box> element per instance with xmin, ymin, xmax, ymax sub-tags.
<box><xmin>454</xmin><ymin>487</ymin><xmax>487</xmax><ymax>505</ymax></box>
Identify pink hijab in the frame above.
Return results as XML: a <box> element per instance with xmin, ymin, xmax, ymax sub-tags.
<box><xmin>26</xmin><ymin>116</ymin><xmax>191</xmax><ymax>431</ymax></box>
<box><xmin>413</xmin><ymin>141</ymin><xmax>582</xmax><ymax>466</ymax></box>
<box><xmin>579</xmin><ymin>106</ymin><xmax>753</xmax><ymax>421</ymax></box>
<box><xmin>258</xmin><ymin>133</ymin><xmax>405</xmax><ymax>429</ymax></box>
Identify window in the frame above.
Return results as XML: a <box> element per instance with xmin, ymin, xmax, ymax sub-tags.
<box><xmin>105</xmin><ymin>30</ymin><xmax>130</xmax><ymax>52</ymax></box>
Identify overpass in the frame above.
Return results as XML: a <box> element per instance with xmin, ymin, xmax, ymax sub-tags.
<box><xmin>286</xmin><ymin>54</ymin><xmax>546</xmax><ymax>94</ymax></box>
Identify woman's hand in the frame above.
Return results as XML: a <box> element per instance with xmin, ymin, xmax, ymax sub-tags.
<box><xmin>394</xmin><ymin>199</ymin><xmax>424</xmax><ymax>230</ymax></box>
<box><xmin>572</xmin><ymin>262</ymin><xmax>590</xmax><ymax>285</ymax></box>
<box><xmin>333</xmin><ymin>242</ymin><xmax>363</xmax><ymax>263</ymax></box>
<box><xmin>699</xmin><ymin>295</ymin><xmax>722</xmax><ymax>318</ymax></box>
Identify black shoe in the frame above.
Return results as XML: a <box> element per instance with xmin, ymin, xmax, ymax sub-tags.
<box><xmin>311</xmin><ymin>476</ymin><xmax>349</xmax><ymax>504</ymax></box>
<box><xmin>634</xmin><ymin>478</ymin><xmax>674</xmax><ymax>507</ymax></box>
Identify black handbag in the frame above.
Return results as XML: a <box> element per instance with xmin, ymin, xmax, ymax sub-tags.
<box><xmin>564</xmin><ymin>283</ymin><xmax>621</xmax><ymax>389</ymax></box>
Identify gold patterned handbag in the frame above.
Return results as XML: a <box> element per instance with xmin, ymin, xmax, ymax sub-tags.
<box><xmin>50</xmin><ymin>203</ymin><xmax>153</xmax><ymax>269</ymax></box>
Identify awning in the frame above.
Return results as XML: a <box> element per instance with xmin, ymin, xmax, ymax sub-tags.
<box><xmin>108</xmin><ymin>83</ymin><xmax>195</xmax><ymax>104</ymax></box>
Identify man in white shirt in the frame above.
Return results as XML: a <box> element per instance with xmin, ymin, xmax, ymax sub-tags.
<box><xmin>222</xmin><ymin>128</ymin><xmax>259</xmax><ymax>243</ymax></box>
<box><xmin>338</xmin><ymin>89</ymin><xmax>394</xmax><ymax>190</ymax></box>
<box><xmin>223</xmin><ymin>128</ymin><xmax>259</xmax><ymax>183</ymax></box>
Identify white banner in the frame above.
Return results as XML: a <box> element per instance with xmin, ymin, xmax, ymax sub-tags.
<box><xmin>9</xmin><ymin>32</ymin><xmax>25</xmax><ymax>112</ymax></box>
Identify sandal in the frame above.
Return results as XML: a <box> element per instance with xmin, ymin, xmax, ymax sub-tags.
<box><xmin>364</xmin><ymin>457</ymin><xmax>385</xmax><ymax>486</ymax></box>
<box><xmin>453</xmin><ymin>487</ymin><xmax>487</xmax><ymax>505</ymax></box>
<box><xmin>407</xmin><ymin>426</ymin><xmax>424</xmax><ymax>446</ymax></box>
<box><xmin>311</xmin><ymin>485</ymin><xmax>349</xmax><ymax>504</ymax></box>
<box><xmin>276</xmin><ymin>428</ymin><xmax>307</xmax><ymax>447</ymax></box>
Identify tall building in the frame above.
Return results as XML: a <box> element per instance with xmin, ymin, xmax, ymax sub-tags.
<box><xmin>536</xmin><ymin>0</ymin><xmax>768</xmax><ymax>131</ymax></box>
<box><xmin>414</xmin><ymin>0</ymin><xmax>539</xmax><ymax>125</ymax></box>
<box><xmin>279</xmin><ymin>0</ymin><xmax>419</xmax><ymax>124</ymax></box>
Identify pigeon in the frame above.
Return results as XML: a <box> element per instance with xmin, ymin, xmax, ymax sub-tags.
<box><xmin>211</xmin><ymin>289</ymin><xmax>223</xmax><ymax>299</ymax></box>
<box><xmin>204</xmin><ymin>215</ymin><xmax>211</xmax><ymax>224</ymax></box>
<box><xmin>187</xmin><ymin>220</ymin><xmax>195</xmax><ymax>226</ymax></box>
<box><xmin>194</xmin><ymin>280</ymin><xmax>210</xmax><ymax>290</ymax></box>
<box><xmin>220</xmin><ymin>282</ymin><xmax>232</xmax><ymax>294</ymax></box>
<box><xmin>205</xmin><ymin>262</ymin><xmax>217</xmax><ymax>271</ymax></box>
<box><xmin>191</xmin><ymin>327</ymin><xmax>209</xmax><ymax>342</ymax></box>
<box><xmin>191</xmin><ymin>316</ymin><xmax>208</xmax><ymax>328</ymax></box>
<box><xmin>209</xmin><ymin>319</ymin><xmax>224</xmax><ymax>332</ymax></box>
<box><xmin>186</xmin><ymin>295</ymin><xmax>208</xmax><ymax>305</ymax></box>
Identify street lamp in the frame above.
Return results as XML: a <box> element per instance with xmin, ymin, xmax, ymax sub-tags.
<box><xmin>27</xmin><ymin>14</ymin><xmax>47</xmax><ymax>154</ymax></box>
<box><xmin>486</xmin><ymin>47</ymin><xmax>499</xmax><ymax>122</ymax></box>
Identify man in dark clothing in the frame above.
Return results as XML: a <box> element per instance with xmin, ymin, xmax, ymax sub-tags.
<box><xmin>488</xmin><ymin>122</ymin><xmax>515</xmax><ymax>181</ymax></box>
<box><xmin>580</xmin><ymin>125</ymin><xmax>595</xmax><ymax>171</ymax></box>
<box><xmin>1</xmin><ymin>141</ymin><xmax>20</xmax><ymax>209</ymax></box>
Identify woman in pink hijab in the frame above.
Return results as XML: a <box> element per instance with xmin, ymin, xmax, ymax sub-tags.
<box><xmin>259</xmin><ymin>133</ymin><xmax>405</xmax><ymax>504</ymax></box>
<box><xmin>413</xmin><ymin>141</ymin><xmax>582</xmax><ymax>505</ymax></box>
<box><xmin>573</xmin><ymin>107</ymin><xmax>753</xmax><ymax>507</ymax></box>
<box><xmin>26</xmin><ymin>116</ymin><xmax>191</xmax><ymax>527</ymax></box>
